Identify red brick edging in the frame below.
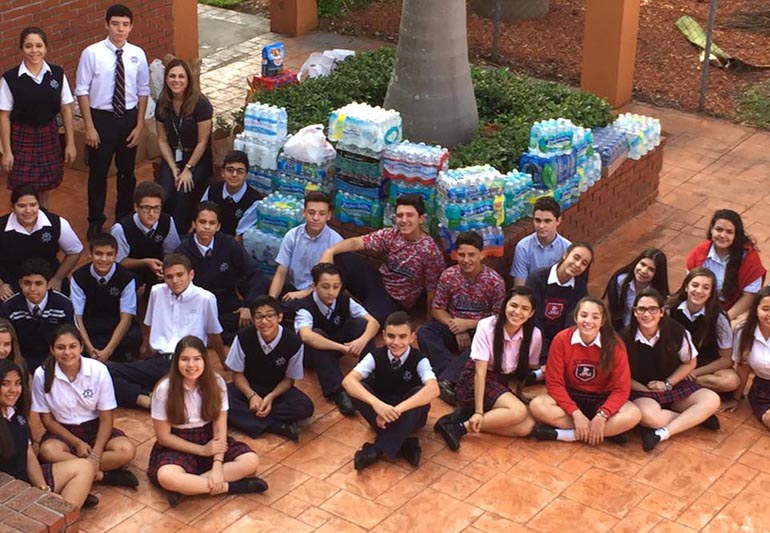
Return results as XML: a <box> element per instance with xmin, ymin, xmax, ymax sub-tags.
<box><xmin>0</xmin><ymin>472</ymin><xmax>80</xmax><ymax>533</ymax></box>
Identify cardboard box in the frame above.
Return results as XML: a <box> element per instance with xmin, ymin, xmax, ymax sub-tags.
<box><xmin>66</xmin><ymin>117</ymin><xmax>157</xmax><ymax>174</ymax></box>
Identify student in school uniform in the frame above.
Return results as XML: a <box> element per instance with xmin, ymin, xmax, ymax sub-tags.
<box><xmin>603</xmin><ymin>248</ymin><xmax>669</xmax><ymax>331</ymax></box>
<box><xmin>268</xmin><ymin>191</ymin><xmax>342</xmax><ymax>315</ymax></box>
<box><xmin>295</xmin><ymin>263</ymin><xmax>380</xmax><ymax>415</ymax></box>
<box><xmin>726</xmin><ymin>287</ymin><xmax>770</xmax><ymax>427</ymax></box>
<box><xmin>110</xmin><ymin>181</ymin><xmax>181</xmax><ymax>290</ymax></box>
<box><xmin>33</xmin><ymin>324</ymin><xmax>138</xmax><ymax>488</ymax></box>
<box><xmin>510</xmin><ymin>196</ymin><xmax>571</xmax><ymax>287</ymax></box>
<box><xmin>417</xmin><ymin>230</ymin><xmax>505</xmax><ymax>405</ymax></box>
<box><xmin>176</xmin><ymin>201</ymin><xmax>269</xmax><ymax>345</ymax></box>
<box><xmin>108</xmin><ymin>253</ymin><xmax>226</xmax><ymax>409</ymax></box>
<box><xmin>686</xmin><ymin>209</ymin><xmax>766</xmax><ymax>321</ymax></box>
<box><xmin>530</xmin><ymin>297</ymin><xmax>641</xmax><ymax>444</ymax></box>
<box><xmin>433</xmin><ymin>287</ymin><xmax>540</xmax><ymax>451</ymax></box>
<box><xmin>667</xmin><ymin>268</ymin><xmax>739</xmax><ymax>396</ymax></box>
<box><xmin>75</xmin><ymin>3</ymin><xmax>150</xmax><ymax>237</ymax></box>
<box><xmin>0</xmin><ymin>358</ymin><xmax>98</xmax><ymax>509</ymax></box>
<box><xmin>226</xmin><ymin>295</ymin><xmax>314</xmax><ymax>442</ymax></box>
<box><xmin>622</xmin><ymin>288</ymin><xmax>721</xmax><ymax>452</ymax></box>
<box><xmin>0</xmin><ymin>259</ymin><xmax>74</xmax><ymax>372</ymax></box>
<box><xmin>0</xmin><ymin>184</ymin><xmax>83</xmax><ymax>298</ymax></box>
<box><xmin>71</xmin><ymin>233</ymin><xmax>142</xmax><ymax>363</ymax></box>
<box><xmin>320</xmin><ymin>194</ymin><xmax>445</xmax><ymax>325</ymax></box>
<box><xmin>342</xmin><ymin>311</ymin><xmax>439</xmax><ymax>471</ymax></box>
<box><xmin>148</xmin><ymin>336</ymin><xmax>267</xmax><ymax>507</ymax></box>
<box><xmin>199</xmin><ymin>151</ymin><xmax>261</xmax><ymax>239</ymax></box>
<box><xmin>526</xmin><ymin>242</ymin><xmax>593</xmax><ymax>365</ymax></box>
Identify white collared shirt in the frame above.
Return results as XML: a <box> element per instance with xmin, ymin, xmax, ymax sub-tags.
<box><xmin>194</xmin><ymin>234</ymin><xmax>214</xmax><ymax>257</ymax></box>
<box><xmin>144</xmin><ymin>282</ymin><xmax>222</xmax><ymax>354</ymax></box>
<box><xmin>26</xmin><ymin>294</ymin><xmax>49</xmax><ymax>314</ymax></box>
<box><xmin>275</xmin><ymin>223</ymin><xmax>343</xmax><ymax>290</ymax></box>
<box><xmin>510</xmin><ymin>232</ymin><xmax>572</xmax><ymax>279</ymax></box>
<box><xmin>354</xmin><ymin>346</ymin><xmax>436</xmax><ymax>383</ymax></box>
<box><xmin>294</xmin><ymin>291</ymin><xmax>368</xmax><ymax>331</ymax></box>
<box><xmin>70</xmin><ymin>263</ymin><xmax>137</xmax><ymax>316</ymax></box>
<box><xmin>0</xmin><ymin>61</ymin><xmax>74</xmax><ymax>110</ymax></box>
<box><xmin>701</xmin><ymin>244</ymin><xmax>762</xmax><ymax>298</ymax></box>
<box><xmin>150</xmin><ymin>374</ymin><xmax>229</xmax><ymax>429</ymax></box>
<box><xmin>634</xmin><ymin>327</ymin><xmax>698</xmax><ymax>363</ymax></box>
<box><xmin>547</xmin><ymin>264</ymin><xmax>575</xmax><ymax>288</ymax></box>
<box><xmin>675</xmin><ymin>301</ymin><xmax>732</xmax><ymax>349</ymax></box>
<box><xmin>74</xmin><ymin>38</ymin><xmax>150</xmax><ymax>110</ymax></box>
<box><xmin>570</xmin><ymin>328</ymin><xmax>602</xmax><ymax>348</ymax></box>
<box><xmin>225</xmin><ymin>325</ymin><xmax>304</xmax><ymax>380</ymax></box>
<box><xmin>733</xmin><ymin>326</ymin><xmax>770</xmax><ymax>379</ymax></box>
<box><xmin>110</xmin><ymin>213</ymin><xmax>181</xmax><ymax>262</ymax></box>
<box><xmin>200</xmin><ymin>183</ymin><xmax>259</xmax><ymax>236</ymax></box>
<box><xmin>4</xmin><ymin>211</ymin><xmax>83</xmax><ymax>256</ymax></box>
<box><xmin>31</xmin><ymin>356</ymin><xmax>117</xmax><ymax>424</ymax></box>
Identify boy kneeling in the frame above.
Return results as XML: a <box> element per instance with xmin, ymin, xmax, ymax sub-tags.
<box><xmin>342</xmin><ymin>311</ymin><xmax>438</xmax><ymax>471</ymax></box>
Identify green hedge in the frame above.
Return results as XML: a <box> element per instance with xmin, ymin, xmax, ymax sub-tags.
<box><xmin>738</xmin><ymin>80</ymin><xmax>770</xmax><ymax>130</ymax></box>
<box><xmin>318</xmin><ymin>0</ymin><xmax>377</xmax><ymax>18</ymax></box>
<box><xmin>246</xmin><ymin>47</ymin><xmax>613</xmax><ymax>172</ymax></box>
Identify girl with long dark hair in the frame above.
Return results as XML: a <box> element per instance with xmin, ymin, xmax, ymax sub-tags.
<box><xmin>148</xmin><ymin>336</ymin><xmax>267</xmax><ymax>507</ymax></box>
<box><xmin>686</xmin><ymin>209</ymin><xmax>766</xmax><ymax>321</ymax></box>
<box><xmin>622</xmin><ymin>289</ymin><xmax>721</xmax><ymax>452</ymax></box>
<box><xmin>604</xmin><ymin>248</ymin><xmax>669</xmax><ymax>331</ymax></box>
<box><xmin>433</xmin><ymin>287</ymin><xmax>540</xmax><ymax>450</ymax></box>
<box><xmin>530</xmin><ymin>297</ymin><xmax>640</xmax><ymax>444</ymax></box>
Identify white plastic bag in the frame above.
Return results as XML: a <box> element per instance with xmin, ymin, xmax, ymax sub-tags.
<box><xmin>149</xmin><ymin>58</ymin><xmax>165</xmax><ymax>101</ymax></box>
<box><xmin>283</xmin><ymin>125</ymin><xmax>336</xmax><ymax>165</ymax></box>
<box><xmin>297</xmin><ymin>52</ymin><xmax>336</xmax><ymax>81</ymax></box>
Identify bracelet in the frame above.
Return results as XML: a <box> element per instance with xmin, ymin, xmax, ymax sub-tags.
<box><xmin>474</xmin><ymin>411</ymin><xmax>483</xmax><ymax>416</ymax></box>
<box><xmin>213</xmin><ymin>458</ymin><xmax>223</xmax><ymax>463</ymax></box>
<box><xmin>596</xmin><ymin>409</ymin><xmax>609</xmax><ymax>420</ymax></box>
<box><xmin>248</xmin><ymin>391</ymin><xmax>258</xmax><ymax>400</ymax></box>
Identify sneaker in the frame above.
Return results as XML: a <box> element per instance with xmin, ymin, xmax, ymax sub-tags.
<box><xmin>332</xmin><ymin>389</ymin><xmax>356</xmax><ymax>416</ymax></box>
<box><xmin>640</xmin><ymin>427</ymin><xmax>661</xmax><ymax>452</ymax></box>
<box><xmin>438</xmin><ymin>380</ymin><xmax>457</xmax><ymax>406</ymax></box>
<box><xmin>531</xmin><ymin>423</ymin><xmax>558</xmax><ymax>441</ymax></box>
<box><xmin>436</xmin><ymin>421</ymin><xmax>465</xmax><ymax>451</ymax></box>
<box><xmin>398</xmin><ymin>437</ymin><xmax>422</xmax><ymax>467</ymax></box>
<box><xmin>699</xmin><ymin>414</ymin><xmax>720</xmax><ymax>431</ymax></box>
<box><xmin>102</xmin><ymin>468</ymin><xmax>139</xmax><ymax>489</ymax></box>
<box><xmin>353</xmin><ymin>442</ymin><xmax>381</xmax><ymax>471</ymax></box>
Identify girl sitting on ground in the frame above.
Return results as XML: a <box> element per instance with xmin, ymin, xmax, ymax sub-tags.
<box><xmin>530</xmin><ymin>297</ymin><xmax>641</xmax><ymax>445</ymax></box>
<box><xmin>604</xmin><ymin>248</ymin><xmax>669</xmax><ymax>331</ymax></box>
<box><xmin>148</xmin><ymin>335</ymin><xmax>267</xmax><ymax>507</ymax></box>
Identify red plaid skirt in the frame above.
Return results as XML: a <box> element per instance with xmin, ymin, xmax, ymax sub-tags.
<box><xmin>749</xmin><ymin>376</ymin><xmax>770</xmax><ymax>421</ymax></box>
<box><xmin>147</xmin><ymin>423</ymin><xmax>254</xmax><ymax>484</ymax></box>
<box><xmin>630</xmin><ymin>380</ymin><xmax>701</xmax><ymax>408</ymax></box>
<box><xmin>41</xmin><ymin>463</ymin><xmax>55</xmax><ymax>490</ymax></box>
<box><xmin>456</xmin><ymin>359</ymin><xmax>512</xmax><ymax>412</ymax></box>
<box><xmin>42</xmin><ymin>417</ymin><xmax>126</xmax><ymax>452</ymax></box>
<box><xmin>8</xmin><ymin>120</ymin><xmax>63</xmax><ymax>191</ymax></box>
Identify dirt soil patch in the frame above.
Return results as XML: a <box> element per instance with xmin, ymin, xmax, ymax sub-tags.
<box><xmin>316</xmin><ymin>0</ymin><xmax>770</xmax><ymax>118</ymax></box>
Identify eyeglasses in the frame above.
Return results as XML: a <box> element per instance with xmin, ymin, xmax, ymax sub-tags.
<box><xmin>254</xmin><ymin>312</ymin><xmax>279</xmax><ymax>322</ymax></box>
<box><xmin>138</xmin><ymin>205</ymin><xmax>162</xmax><ymax>213</ymax></box>
<box><xmin>633</xmin><ymin>306</ymin><xmax>661</xmax><ymax>316</ymax></box>
<box><xmin>224</xmin><ymin>166</ymin><xmax>247</xmax><ymax>176</ymax></box>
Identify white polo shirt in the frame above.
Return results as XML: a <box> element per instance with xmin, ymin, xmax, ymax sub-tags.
<box><xmin>547</xmin><ymin>264</ymin><xmax>575</xmax><ymax>288</ymax></box>
<box><xmin>4</xmin><ymin>211</ymin><xmax>83</xmax><ymax>256</ymax></box>
<box><xmin>225</xmin><ymin>325</ymin><xmax>304</xmax><ymax>380</ymax></box>
<box><xmin>634</xmin><ymin>327</ymin><xmax>698</xmax><ymax>363</ymax></box>
<box><xmin>31</xmin><ymin>356</ymin><xmax>117</xmax><ymax>424</ymax></box>
<box><xmin>0</xmin><ymin>60</ymin><xmax>74</xmax><ymax>110</ymax></box>
<box><xmin>733</xmin><ymin>326</ymin><xmax>770</xmax><ymax>380</ymax></box>
<box><xmin>70</xmin><ymin>263</ymin><xmax>137</xmax><ymax>316</ymax></box>
<box><xmin>294</xmin><ymin>292</ymin><xmax>368</xmax><ymax>332</ymax></box>
<box><xmin>150</xmin><ymin>374</ymin><xmax>229</xmax><ymax>429</ymax></box>
<box><xmin>354</xmin><ymin>347</ymin><xmax>436</xmax><ymax>383</ymax></box>
<box><xmin>75</xmin><ymin>38</ymin><xmax>150</xmax><ymax>111</ymax></box>
<box><xmin>110</xmin><ymin>213</ymin><xmax>181</xmax><ymax>262</ymax></box>
<box><xmin>144</xmin><ymin>282</ymin><xmax>222</xmax><ymax>354</ymax></box>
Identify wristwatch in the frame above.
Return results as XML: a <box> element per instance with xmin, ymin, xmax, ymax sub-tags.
<box><xmin>185</xmin><ymin>163</ymin><xmax>195</xmax><ymax>171</ymax></box>
<box><xmin>596</xmin><ymin>409</ymin><xmax>609</xmax><ymax>420</ymax></box>
<box><xmin>664</xmin><ymin>380</ymin><xmax>673</xmax><ymax>391</ymax></box>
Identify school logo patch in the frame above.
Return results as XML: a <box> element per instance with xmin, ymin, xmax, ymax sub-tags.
<box><xmin>544</xmin><ymin>302</ymin><xmax>565</xmax><ymax>321</ymax></box>
<box><xmin>235</xmin><ymin>208</ymin><xmax>244</xmax><ymax>219</ymax></box>
<box><xmin>332</xmin><ymin>315</ymin><xmax>342</xmax><ymax>325</ymax></box>
<box><xmin>82</xmin><ymin>388</ymin><xmax>94</xmax><ymax>399</ymax></box>
<box><xmin>17</xmin><ymin>415</ymin><xmax>26</xmax><ymax>426</ymax></box>
<box><xmin>153</xmin><ymin>234</ymin><xmax>164</xmax><ymax>243</ymax></box>
<box><xmin>130</xmin><ymin>56</ymin><xmax>139</xmax><ymax>64</ymax></box>
<box><xmin>50</xmin><ymin>79</ymin><xmax>59</xmax><ymax>89</ymax></box>
<box><xmin>109</xmin><ymin>287</ymin><xmax>121</xmax><ymax>297</ymax></box>
<box><xmin>574</xmin><ymin>364</ymin><xmax>596</xmax><ymax>382</ymax></box>
<box><xmin>41</xmin><ymin>231</ymin><xmax>53</xmax><ymax>243</ymax></box>
<box><xmin>402</xmin><ymin>370</ymin><xmax>413</xmax><ymax>382</ymax></box>
<box><xmin>275</xmin><ymin>356</ymin><xmax>286</xmax><ymax>367</ymax></box>
<box><xmin>219</xmin><ymin>262</ymin><xmax>229</xmax><ymax>272</ymax></box>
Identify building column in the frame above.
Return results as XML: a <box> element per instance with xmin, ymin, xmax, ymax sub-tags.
<box><xmin>173</xmin><ymin>0</ymin><xmax>199</xmax><ymax>60</ymax></box>
<box><xmin>270</xmin><ymin>0</ymin><xmax>318</xmax><ymax>36</ymax></box>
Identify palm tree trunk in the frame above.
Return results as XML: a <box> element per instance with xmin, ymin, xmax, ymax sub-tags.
<box><xmin>470</xmin><ymin>0</ymin><xmax>551</xmax><ymax>20</ymax></box>
<box><xmin>384</xmin><ymin>0</ymin><xmax>479</xmax><ymax>148</ymax></box>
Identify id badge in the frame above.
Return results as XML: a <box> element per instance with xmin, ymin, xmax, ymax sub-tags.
<box><xmin>175</xmin><ymin>147</ymin><xmax>183</xmax><ymax>162</ymax></box>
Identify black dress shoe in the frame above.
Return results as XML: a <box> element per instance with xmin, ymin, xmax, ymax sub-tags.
<box><xmin>433</xmin><ymin>407</ymin><xmax>472</xmax><ymax>432</ymax></box>
<box><xmin>700</xmin><ymin>414</ymin><xmax>720</xmax><ymax>431</ymax></box>
<box><xmin>102</xmin><ymin>468</ymin><xmax>139</xmax><ymax>488</ymax></box>
<box><xmin>607</xmin><ymin>432</ymin><xmax>629</xmax><ymax>445</ymax></box>
<box><xmin>229</xmin><ymin>476</ymin><xmax>269</xmax><ymax>494</ymax></box>
<box><xmin>531</xmin><ymin>423</ymin><xmax>558</xmax><ymax>441</ymax></box>
<box><xmin>354</xmin><ymin>442</ymin><xmax>381</xmax><ymax>471</ymax></box>
<box><xmin>333</xmin><ymin>389</ymin><xmax>356</xmax><ymax>416</ymax></box>
<box><xmin>438</xmin><ymin>380</ymin><xmax>458</xmax><ymax>406</ymax></box>
<box><xmin>640</xmin><ymin>427</ymin><xmax>661</xmax><ymax>452</ymax></box>
<box><xmin>398</xmin><ymin>437</ymin><xmax>422</xmax><ymax>467</ymax></box>
<box><xmin>82</xmin><ymin>493</ymin><xmax>99</xmax><ymax>509</ymax></box>
<box><xmin>436</xmin><ymin>421</ymin><xmax>465</xmax><ymax>451</ymax></box>
<box><xmin>168</xmin><ymin>491</ymin><xmax>184</xmax><ymax>507</ymax></box>
<box><xmin>87</xmin><ymin>223</ymin><xmax>103</xmax><ymax>240</ymax></box>
<box><xmin>266</xmin><ymin>421</ymin><xmax>300</xmax><ymax>442</ymax></box>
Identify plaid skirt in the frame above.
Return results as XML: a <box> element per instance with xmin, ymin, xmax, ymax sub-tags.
<box><xmin>748</xmin><ymin>376</ymin><xmax>770</xmax><ymax>421</ymax></box>
<box><xmin>147</xmin><ymin>423</ymin><xmax>254</xmax><ymax>484</ymax></box>
<box><xmin>567</xmin><ymin>389</ymin><xmax>611</xmax><ymax>419</ymax></box>
<box><xmin>8</xmin><ymin>120</ymin><xmax>63</xmax><ymax>191</ymax></box>
<box><xmin>41</xmin><ymin>463</ymin><xmax>55</xmax><ymax>490</ymax></box>
<box><xmin>630</xmin><ymin>380</ymin><xmax>701</xmax><ymax>408</ymax></box>
<box><xmin>456</xmin><ymin>359</ymin><xmax>512</xmax><ymax>412</ymax></box>
<box><xmin>42</xmin><ymin>417</ymin><xmax>126</xmax><ymax>452</ymax></box>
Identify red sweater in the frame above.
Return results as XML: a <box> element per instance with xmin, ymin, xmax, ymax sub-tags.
<box><xmin>686</xmin><ymin>240</ymin><xmax>766</xmax><ymax>310</ymax></box>
<box><xmin>545</xmin><ymin>328</ymin><xmax>631</xmax><ymax>417</ymax></box>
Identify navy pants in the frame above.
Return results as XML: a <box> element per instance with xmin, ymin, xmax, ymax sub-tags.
<box><xmin>227</xmin><ymin>383</ymin><xmax>314</xmax><ymax>438</ymax></box>
<box><xmin>305</xmin><ymin>318</ymin><xmax>372</xmax><ymax>397</ymax></box>
<box><xmin>416</xmin><ymin>321</ymin><xmax>471</xmax><ymax>383</ymax></box>
<box><xmin>87</xmin><ymin>108</ymin><xmax>138</xmax><ymax>227</ymax></box>
<box><xmin>108</xmin><ymin>353</ymin><xmax>171</xmax><ymax>407</ymax></box>
<box><xmin>333</xmin><ymin>252</ymin><xmax>404</xmax><ymax>326</ymax></box>
<box><xmin>87</xmin><ymin>320</ymin><xmax>143</xmax><ymax>362</ymax></box>
<box><xmin>156</xmin><ymin>157</ymin><xmax>212</xmax><ymax>235</ymax></box>
<box><xmin>352</xmin><ymin>384</ymin><xmax>429</xmax><ymax>458</ymax></box>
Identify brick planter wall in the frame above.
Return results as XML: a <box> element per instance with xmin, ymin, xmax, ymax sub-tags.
<box><xmin>329</xmin><ymin>139</ymin><xmax>666</xmax><ymax>279</ymax></box>
<box><xmin>0</xmin><ymin>472</ymin><xmax>80</xmax><ymax>532</ymax></box>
